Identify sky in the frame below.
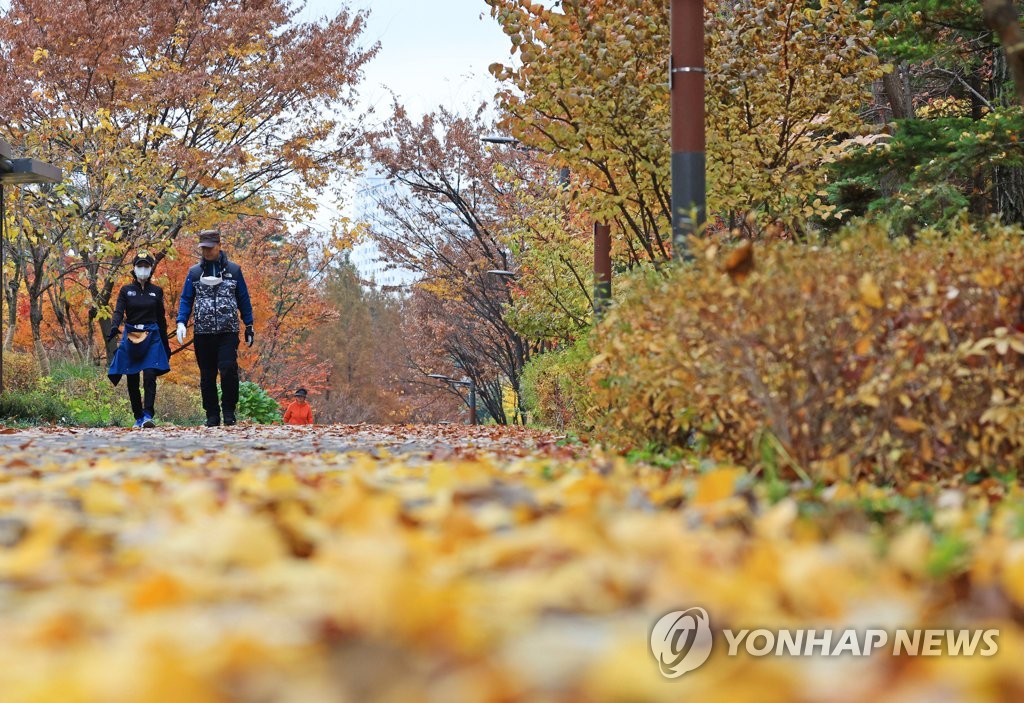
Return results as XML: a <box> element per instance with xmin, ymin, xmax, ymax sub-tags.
<box><xmin>297</xmin><ymin>0</ymin><xmax>513</xmax><ymax>119</ymax></box>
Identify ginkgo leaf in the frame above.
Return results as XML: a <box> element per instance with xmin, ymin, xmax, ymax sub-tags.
<box><xmin>858</xmin><ymin>273</ymin><xmax>884</xmax><ymax>309</ymax></box>
<box><xmin>894</xmin><ymin>416</ymin><xmax>927</xmax><ymax>434</ymax></box>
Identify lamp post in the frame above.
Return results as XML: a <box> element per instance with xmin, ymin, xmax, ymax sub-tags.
<box><xmin>427</xmin><ymin>373</ymin><xmax>478</xmax><ymax>425</ymax></box>
<box><xmin>670</xmin><ymin>0</ymin><xmax>706</xmax><ymax>260</ymax></box>
<box><xmin>593</xmin><ymin>222</ymin><xmax>611</xmax><ymax>318</ymax></box>
<box><xmin>481</xmin><ymin>134</ymin><xmax>606</xmax><ymax>314</ymax></box>
<box><xmin>0</xmin><ymin>138</ymin><xmax>63</xmax><ymax>394</ymax></box>
<box><xmin>485</xmin><ymin>268</ymin><xmax>531</xmax><ymax>424</ymax></box>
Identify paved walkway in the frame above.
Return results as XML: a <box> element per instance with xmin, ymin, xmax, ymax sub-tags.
<box><xmin>0</xmin><ymin>423</ymin><xmax>576</xmax><ymax>465</ymax></box>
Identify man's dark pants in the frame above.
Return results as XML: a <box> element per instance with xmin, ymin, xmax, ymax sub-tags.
<box><xmin>193</xmin><ymin>332</ymin><xmax>239</xmax><ymax>423</ymax></box>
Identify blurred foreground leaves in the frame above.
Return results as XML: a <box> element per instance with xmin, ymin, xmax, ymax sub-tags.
<box><xmin>1</xmin><ymin>425</ymin><xmax>1024</xmax><ymax>702</ymax></box>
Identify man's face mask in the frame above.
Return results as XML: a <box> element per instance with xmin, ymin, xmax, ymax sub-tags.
<box><xmin>199</xmin><ymin>275</ymin><xmax>223</xmax><ymax>287</ymax></box>
<box><xmin>134</xmin><ymin>266</ymin><xmax>152</xmax><ymax>281</ymax></box>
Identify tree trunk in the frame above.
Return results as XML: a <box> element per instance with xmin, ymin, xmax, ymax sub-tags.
<box><xmin>994</xmin><ymin>166</ymin><xmax>1024</xmax><ymax>223</ymax></box>
<box><xmin>29</xmin><ymin>299</ymin><xmax>49</xmax><ymax>374</ymax></box>
<box><xmin>982</xmin><ymin>0</ymin><xmax>1024</xmax><ymax>106</ymax></box>
<box><xmin>25</xmin><ymin>245</ymin><xmax>52</xmax><ymax>373</ymax></box>
<box><xmin>877</xmin><ymin>62</ymin><xmax>916</xmax><ymax>197</ymax></box>
<box><xmin>969</xmin><ymin>69</ymin><xmax>989</xmax><ymax>217</ymax></box>
<box><xmin>881</xmin><ymin>62</ymin><xmax>915</xmax><ymax>120</ymax></box>
<box><xmin>987</xmin><ymin>48</ymin><xmax>1024</xmax><ymax>224</ymax></box>
<box><xmin>3</xmin><ymin>252</ymin><xmax>22</xmax><ymax>351</ymax></box>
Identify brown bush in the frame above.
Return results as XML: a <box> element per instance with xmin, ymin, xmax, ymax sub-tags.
<box><xmin>4</xmin><ymin>352</ymin><xmax>41</xmax><ymax>392</ymax></box>
<box><xmin>591</xmin><ymin>225</ymin><xmax>1024</xmax><ymax>483</ymax></box>
<box><xmin>157</xmin><ymin>383</ymin><xmax>205</xmax><ymax>426</ymax></box>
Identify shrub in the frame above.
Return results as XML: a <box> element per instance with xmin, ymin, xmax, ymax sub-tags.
<box><xmin>4</xmin><ymin>352</ymin><xmax>41</xmax><ymax>392</ymax></box>
<box><xmin>157</xmin><ymin>383</ymin><xmax>205</xmax><ymax>426</ymax></box>
<box><xmin>47</xmin><ymin>359</ymin><xmax>101</xmax><ymax>383</ymax></box>
<box><xmin>591</xmin><ymin>224</ymin><xmax>1024</xmax><ymax>483</ymax></box>
<box><xmin>520</xmin><ymin>335</ymin><xmax>595</xmax><ymax>433</ymax></box>
<box><xmin>0</xmin><ymin>390</ymin><xmax>71</xmax><ymax>424</ymax></box>
<box><xmin>224</xmin><ymin>381</ymin><xmax>282</xmax><ymax>424</ymax></box>
<box><xmin>38</xmin><ymin>361</ymin><xmax>133</xmax><ymax>427</ymax></box>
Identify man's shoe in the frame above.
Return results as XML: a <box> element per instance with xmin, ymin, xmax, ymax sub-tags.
<box><xmin>223</xmin><ymin>414</ymin><xmax>237</xmax><ymax>426</ymax></box>
<box><xmin>205</xmin><ymin>416</ymin><xmax>221</xmax><ymax>427</ymax></box>
<box><xmin>132</xmin><ymin>418</ymin><xmax>145</xmax><ymax>429</ymax></box>
<box><xmin>142</xmin><ymin>414</ymin><xmax>156</xmax><ymax>428</ymax></box>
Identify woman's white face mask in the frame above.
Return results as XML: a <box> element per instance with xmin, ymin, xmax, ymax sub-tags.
<box><xmin>199</xmin><ymin>275</ymin><xmax>223</xmax><ymax>287</ymax></box>
<box><xmin>134</xmin><ymin>266</ymin><xmax>152</xmax><ymax>281</ymax></box>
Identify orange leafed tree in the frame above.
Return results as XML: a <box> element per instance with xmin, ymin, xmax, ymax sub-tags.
<box><xmin>0</xmin><ymin>0</ymin><xmax>377</xmax><ymax>369</ymax></box>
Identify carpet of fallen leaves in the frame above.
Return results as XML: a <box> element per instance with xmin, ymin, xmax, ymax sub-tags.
<box><xmin>2</xmin><ymin>424</ymin><xmax>1024</xmax><ymax>702</ymax></box>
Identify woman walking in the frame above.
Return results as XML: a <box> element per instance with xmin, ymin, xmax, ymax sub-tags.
<box><xmin>106</xmin><ymin>251</ymin><xmax>172</xmax><ymax>428</ymax></box>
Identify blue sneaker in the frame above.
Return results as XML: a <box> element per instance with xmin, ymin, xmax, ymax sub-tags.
<box><xmin>132</xmin><ymin>418</ymin><xmax>145</xmax><ymax>429</ymax></box>
<box><xmin>142</xmin><ymin>414</ymin><xmax>156</xmax><ymax>428</ymax></box>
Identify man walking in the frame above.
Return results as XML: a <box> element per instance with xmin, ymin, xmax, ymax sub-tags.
<box><xmin>176</xmin><ymin>229</ymin><xmax>255</xmax><ymax>426</ymax></box>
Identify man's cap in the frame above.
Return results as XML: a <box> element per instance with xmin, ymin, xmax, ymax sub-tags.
<box><xmin>198</xmin><ymin>229</ymin><xmax>221</xmax><ymax>248</ymax></box>
<box><xmin>295</xmin><ymin>388</ymin><xmax>308</xmax><ymax>397</ymax></box>
<box><xmin>133</xmin><ymin>251</ymin><xmax>155</xmax><ymax>267</ymax></box>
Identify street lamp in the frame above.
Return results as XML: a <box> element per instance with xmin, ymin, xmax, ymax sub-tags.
<box><xmin>481</xmin><ymin>134</ymin><xmax>518</xmax><ymax>146</ymax></box>
<box><xmin>481</xmin><ymin>133</ymin><xmax>607</xmax><ymax>314</ymax></box>
<box><xmin>0</xmin><ymin>137</ymin><xmax>63</xmax><ymax>394</ymax></box>
<box><xmin>482</xmin><ymin>134</ymin><xmax>570</xmax><ymax>187</ymax></box>
<box><xmin>427</xmin><ymin>373</ymin><xmax>478</xmax><ymax>425</ymax></box>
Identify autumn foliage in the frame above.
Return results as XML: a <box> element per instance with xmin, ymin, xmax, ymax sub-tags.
<box><xmin>0</xmin><ymin>0</ymin><xmax>374</xmax><ymax>397</ymax></box>
<box><xmin>486</xmin><ymin>0</ymin><xmax>883</xmax><ymax>257</ymax></box>
<box><xmin>591</xmin><ymin>228</ymin><xmax>1024</xmax><ymax>483</ymax></box>
<box><xmin>366</xmin><ymin>107</ymin><xmax>533</xmax><ymax>423</ymax></box>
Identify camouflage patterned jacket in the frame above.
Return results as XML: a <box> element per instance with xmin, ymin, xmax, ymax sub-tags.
<box><xmin>175</xmin><ymin>252</ymin><xmax>254</xmax><ymax>335</ymax></box>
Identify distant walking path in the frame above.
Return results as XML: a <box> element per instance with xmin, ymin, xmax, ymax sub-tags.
<box><xmin>0</xmin><ymin>423</ymin><xmax>578</xmax><ymax>464</ymax></box>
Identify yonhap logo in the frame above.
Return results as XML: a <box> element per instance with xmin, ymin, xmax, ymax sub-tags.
<box><xmin>650</xmin><ymin>607</ymin><xmax>1000</xmax><ymax>679</ymax></box>
<box><xmin>650</xmin><ymin>607</ymin><xmax>713</xmax><ymax>678</ymax></box>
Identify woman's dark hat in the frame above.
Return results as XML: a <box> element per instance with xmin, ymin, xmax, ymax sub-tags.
<box><xmin>133</xmin><ymin>251</ymin><xmax>155</xmax><ymax>267</ymax></box>
<box><xmin>295</xmin><ymin>388</ymin><xmax>308</xmax><ymax>397</ymax></box>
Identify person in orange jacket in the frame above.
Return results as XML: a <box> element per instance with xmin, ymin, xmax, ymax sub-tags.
<box><xmin>283</xmin><ymin>387</ymin><xmax>314</xmax><ymax>425</ymax></box>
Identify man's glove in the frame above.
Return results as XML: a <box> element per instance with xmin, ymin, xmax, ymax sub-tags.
<box><xmin>176</xmin><ymin>322</ymin><xmax>187</xmax><ymax>345</ymax></box>
<box><xmin>106</xmin><ymin>328</ymin><xmax>120</xmax><ymax>343</ymax></box>
<box><xmin>245</xmin><ymin>325</ymin><xmax>254</xmax><ymax>347</ymax></box>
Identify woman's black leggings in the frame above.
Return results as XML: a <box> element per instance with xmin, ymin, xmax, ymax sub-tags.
<box><xmin>126</xmin><ymin>369</ymin><xmax>157</xmax><ymax>419</ymax></box>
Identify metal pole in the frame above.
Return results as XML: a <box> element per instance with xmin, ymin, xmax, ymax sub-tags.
<box><xmin>670</xmin><ymin>0</ymin><xmax>706</xmax><ymax>260</ymax></box>
<box><xmin>593</xmin><ymin>221</ymin><xmax>611</xmax><ymax>317</ymax></box>
<box><xmin>468</xmin><ymin>379</ymin><xmax>477</xmax><ymax>426</ymax></box>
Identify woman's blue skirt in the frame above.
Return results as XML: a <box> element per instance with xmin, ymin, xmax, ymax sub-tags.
<box><xmin>107</xmin><ymin>323</ymin><xmax>171</xmax><ymax>385</ymax></box>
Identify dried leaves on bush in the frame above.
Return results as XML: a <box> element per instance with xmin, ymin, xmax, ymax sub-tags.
<box><xmin>593</xmin><ymin>227</ymin><xmax>1024</xmax><ymax>482</ymax></box>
